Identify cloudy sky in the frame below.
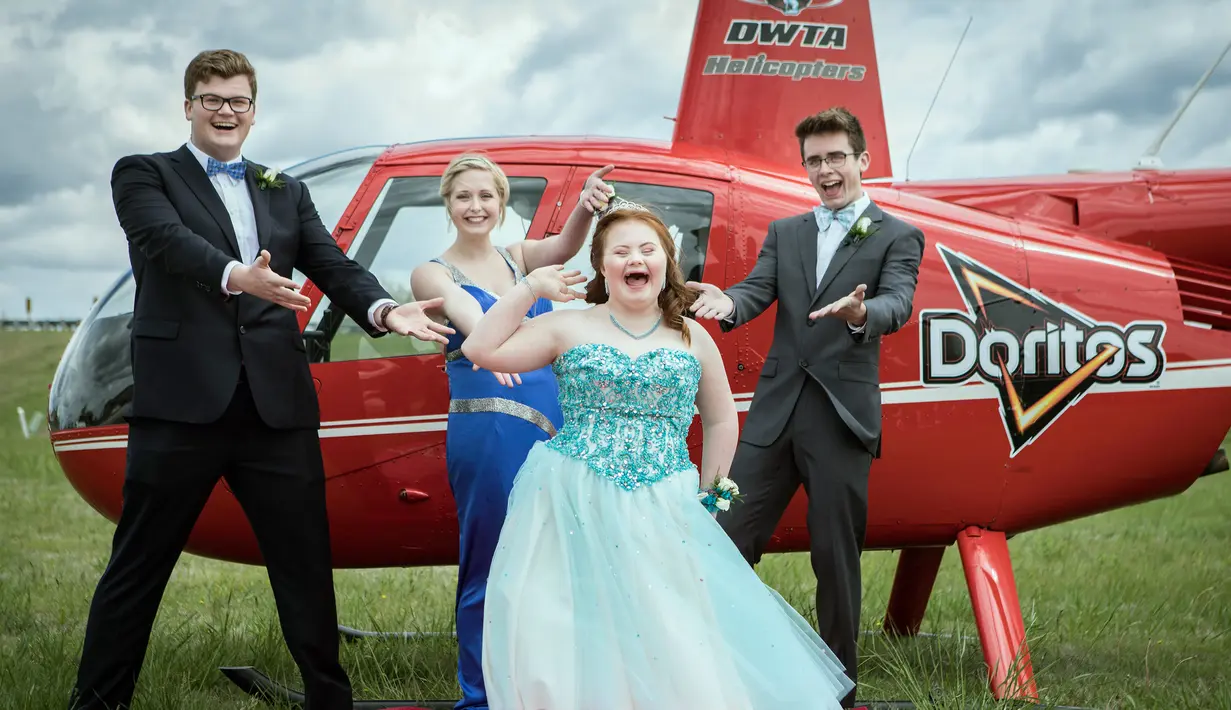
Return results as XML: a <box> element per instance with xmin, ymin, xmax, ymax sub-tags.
<box><xmin>2</xmin><ymin>0</ymin><xmax>1229</xmax><ymax>319</ymax></box>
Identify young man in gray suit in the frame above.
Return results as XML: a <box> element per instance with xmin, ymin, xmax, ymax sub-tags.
<box><xmin>687</xmin><ymin>106</ymin><xmax>925</xmax><ymax>709</ymax></box>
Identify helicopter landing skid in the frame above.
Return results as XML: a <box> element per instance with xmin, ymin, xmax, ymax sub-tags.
<box><xmin>337</xmin><ymin>624</ymin><xmax>456</xmax><ymax>642</ymax></box>
<box><xmin>218</xmin><ymin>666</ymin><xmax>455</xmax><ymax>709</ymax></box>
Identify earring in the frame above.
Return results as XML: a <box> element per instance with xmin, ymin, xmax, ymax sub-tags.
<box><xmin>661</xmin><ymin>279</ymin><xmax>667</xmax><ymax>292</ymax></box>
<box><xmin>604</xmin><ymin>279</ymin><xmax>609</xmax><ymax>295</ymax></box>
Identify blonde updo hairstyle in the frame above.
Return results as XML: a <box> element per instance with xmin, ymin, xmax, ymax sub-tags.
<box><xmin>439</xmin><ymin>152</ymin><xmax>510</xmax><ymax>227</ymax></box>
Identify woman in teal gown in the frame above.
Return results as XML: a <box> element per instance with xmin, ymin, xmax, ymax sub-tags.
<box><xmin>461</xmin><ymin>200</ymin><xmax>856</xmax><ymax>709</ymax></box>
<box><xmin>410</xmin><ymin>155</ymin><xmax>614</xmax><ymax>710</ymax></box>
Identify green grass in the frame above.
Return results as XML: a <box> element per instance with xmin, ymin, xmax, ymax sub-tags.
<box><xmin>1</xmin><ymin>329</ymin><xmax>1227</xmax><ymax>709</ymax></box>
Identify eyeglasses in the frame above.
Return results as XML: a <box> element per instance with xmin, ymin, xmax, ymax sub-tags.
<box><xmin>802</xmin><ymin>152</ymin><xmax>858</xmax><ymax>170</ymax></box>
<box><xmin>192</xmin><ymin>94</ymin><xmax>253</xmax><ymax>113</ymax></box>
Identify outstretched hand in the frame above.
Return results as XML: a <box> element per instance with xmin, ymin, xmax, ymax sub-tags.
<box><xmin>685</xmin><ymin>281</ymin><xmax>734</xmax><ymax>320</ymax></box>
<box><xmin>579</xmin><ymin>165</ymin><xmax>616</xmax><ymax>214</ymax></box>
<box><xmin>385</xmin><ymin>297</ymin><xmax>455</xmax><ymax>344</ymax></box>
<box><xmin>809</xmin><ymin>284</ymin><xmax>867</xmax><ymax>324</ymax></box>
<box><xmin>227</xmin><ymin>250</ymin><xmax>312</xmax><ymax>311</ymax></box>
<box><xmin>472</xmin><ymin>363</ymin><xmax>523</xmax><ymax>388</ymax></box>
<box><xmin>525</xmin><ymin>265</ymin><xmax>587</xmax><ymax>303</ymax></box>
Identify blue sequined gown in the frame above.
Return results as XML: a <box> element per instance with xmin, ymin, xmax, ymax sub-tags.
<box><xmin>481</xmin><ymin>343</ymin><xmax>855</xmax><ymax>709</ymax></box>
<box><xmin>431</xmin><ymin>247</ymin><xmax>564</xmax><ymax>710</ymax></box>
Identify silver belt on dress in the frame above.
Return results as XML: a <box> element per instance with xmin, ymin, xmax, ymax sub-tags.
<box><xmin>449</xmin><ymin>397</ymin><xmax>557</xmax><ymax>437</ymax></box>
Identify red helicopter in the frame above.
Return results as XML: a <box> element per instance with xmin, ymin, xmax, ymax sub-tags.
<box><xmin>47</xmin><ymin>0</ymin><xmax>1231</xmax><ymax>706</ymax></box>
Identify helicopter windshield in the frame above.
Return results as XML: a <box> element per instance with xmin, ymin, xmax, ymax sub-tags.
<box><xmin>46</xmin><ymin>146</ymin><xmax>387</xmax><ymax>432</ymax></box>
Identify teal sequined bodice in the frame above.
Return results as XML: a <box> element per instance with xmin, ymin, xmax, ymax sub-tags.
<box><xmin>545</xmin><ymin>343</ymin><xmax>702</xmax><ymax>491</ymax></box>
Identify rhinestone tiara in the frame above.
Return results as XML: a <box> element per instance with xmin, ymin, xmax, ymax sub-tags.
<box><xmin>595</xmin><ymin>194</ymin><xmax>651</xmax><ymax>219</ymax></box>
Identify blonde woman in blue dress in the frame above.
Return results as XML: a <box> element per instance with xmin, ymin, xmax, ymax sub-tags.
<box><xmin>411</xmin><ymin>154</ymin><xmax>614</xmax><ymax>710</ymax></box>
<box><xmin>462</xmin><ymin>199</ymin><xmax>855</xmax><ymax>709</ymax></box>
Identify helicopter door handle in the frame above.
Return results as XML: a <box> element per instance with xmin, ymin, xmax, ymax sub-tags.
<box><xmin>399</xmin><ymin>489</ymin><xmax>430</xmax><ymax>503</ymax></box>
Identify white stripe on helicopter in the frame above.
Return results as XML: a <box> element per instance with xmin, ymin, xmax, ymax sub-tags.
<box><xmin>50</xmin><ymin>359</ymin><xmax>1231</xmax><ymax>453</ymax></box>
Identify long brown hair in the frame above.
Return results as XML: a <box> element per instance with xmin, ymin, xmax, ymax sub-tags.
<box><xmin>584</xmin><ymin>208</ymin><xmax>698</xmax><ymax>345</ymax></box>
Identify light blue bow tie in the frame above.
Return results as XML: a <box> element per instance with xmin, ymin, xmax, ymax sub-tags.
<box><xmin>814</xmin><ymin>202</ymin><xmax>860</xmax><ymax>233</ymax></box>
<box><xmin>206</xmin><ymin>157</ymin><xmax>246</xmax><ymax>180</ymax></box>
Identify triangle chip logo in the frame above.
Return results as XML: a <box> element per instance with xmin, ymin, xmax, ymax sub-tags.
<box><xmin>919</xmin><ymin>244</ymin><xmax>1168</xmax><ymax>457</ymax></box>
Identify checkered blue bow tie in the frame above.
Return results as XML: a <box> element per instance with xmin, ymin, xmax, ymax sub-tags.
<box><xmin>206</xmin><ymin>157</ymin><xmax>246</xmax><ymax>180</ymax></box>
<box><xmin>815</xmin><ymin>202</ymin><xmax>860</xmax><ymax>233</ymax></box>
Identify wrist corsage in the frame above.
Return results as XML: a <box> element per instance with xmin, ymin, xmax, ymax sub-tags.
<box><xmin>698</xmin><ymin>476</ymin><xmax>742</xmax><ymax>514</ymax></box>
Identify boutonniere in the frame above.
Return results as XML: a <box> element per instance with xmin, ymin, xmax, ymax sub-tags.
<box><xmin>253</xmin><ymin>164</ymin><xmax>285</xmax><ymax>190</ymax></box>
<box><xmin>842</xmin><ymin>216</ymin><xmax>877</xmax><ymax>247</ymax></box>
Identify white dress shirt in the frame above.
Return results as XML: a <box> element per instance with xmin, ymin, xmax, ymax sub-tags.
<box><xmin>184</xmin><ymin>140</ymin><xmax>392</xmax><ymax>331</ymax></box>
<box><xmin>722</xmin><ymin>193</ymin><xmax>871</xmax><ymax>333</ymax></box>
<box><xmin>813</xmin><ymin>192</ymin><xmax>870</xmax><ymax>335</ymax></box>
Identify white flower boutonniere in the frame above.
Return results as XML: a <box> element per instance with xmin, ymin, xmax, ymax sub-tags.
<box><xmin>843</xmin><ymin>216</ymin><xmax>877</xmax><ymax>247</ymax></box>
<box><xmin>255</xmin><ymin>166</ymin><xmax>285</xmax><ymax>190</ymax></box>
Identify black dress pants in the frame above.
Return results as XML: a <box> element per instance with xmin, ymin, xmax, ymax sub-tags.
<box><xmin>719</xmin><ymin>377</ymin><xmax>872</xmax><ymax>708</ymax></box>
<box><xmin>69</xmin><ymin>375</ymin><xmax>351</xmax><ymax>709</ymax></box>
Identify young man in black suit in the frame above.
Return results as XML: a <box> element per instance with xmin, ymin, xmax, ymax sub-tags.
<box><xmin>68</xmin><ymin>49</ymin><xmax>453</xmax><ymax>710</ymax></box>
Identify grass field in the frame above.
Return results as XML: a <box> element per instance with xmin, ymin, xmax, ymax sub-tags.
<box><xmin>1</xmin><ymin>329</ymin><xmax>1227</xmax><ymax>710</ymax></box>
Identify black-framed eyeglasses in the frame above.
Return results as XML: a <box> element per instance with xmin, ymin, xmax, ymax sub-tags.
<box><xmin>192</xmin><ymin>94</ymin><xmax>253</xmax><ymax>113</ymax></box>
<box><xmin>802</xmin><ymin>152</ymin><xmax>858</xmax><ymax>170</ymax></box>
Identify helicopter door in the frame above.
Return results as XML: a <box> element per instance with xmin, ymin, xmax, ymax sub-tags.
<box><xmin>548</xmin><ymin>167</ymin><xmax>727</xmax><ymax>309</ymax></box>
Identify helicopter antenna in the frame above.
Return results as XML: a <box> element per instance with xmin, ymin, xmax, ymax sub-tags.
<box><xmin>1136</xmin><ymin>37</ymin><xmax>1231</xmax><ymax>170</ymax></box>
<box><xmin>904</xmin><ymin>15</ymin><xmax>972</xmax><ymax>182</ymax></box>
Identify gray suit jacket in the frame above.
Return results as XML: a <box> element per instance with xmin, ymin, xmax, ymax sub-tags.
<box><xmin>720</xmin><ymin>201</ymin><xmax>925</xmax><ymax>457</ymax></box>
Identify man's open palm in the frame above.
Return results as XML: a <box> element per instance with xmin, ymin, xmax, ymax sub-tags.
<box><xmin>809</xmin><ymin>284</ymin><xmax>867</xmax><ymax>324</ymax></box>
<box><xmin>386</xmin><ymin>298</ymin><xmax>455</xmax><ymax>344</ymax></box>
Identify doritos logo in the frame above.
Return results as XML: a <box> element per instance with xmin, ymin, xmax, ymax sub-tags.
<box><xmin>920</xmin><ymin>244</ymin><xmax>1167</xmax><ymax>456</ymax></box>
<box><xmin>737</xmin><ymin>0</ymin><xmax>844</xmax><ymax>17</ymax></box>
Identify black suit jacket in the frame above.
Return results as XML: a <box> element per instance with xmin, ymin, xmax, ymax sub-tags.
<box><xmin>721</xmin><ymin>201</ymin><xmax>925</xmax><ymax>457</ymax></box>
<box><xmin>114</xmin><ymin>144</ymin><xmax>392</xmax><ymax>430</ymax></box>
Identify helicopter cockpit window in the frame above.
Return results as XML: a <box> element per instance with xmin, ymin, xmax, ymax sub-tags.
<box><xmin>288</xmin><ymin>146</ymin><xmax>386</xmax><ymax>285</ymax></box>
<box><xmin>303</xmin><ymin>175</ymin><xmax>548</xmax><ymax>363</ymax></box>
<box><xmin>46</xmin><ymin>271</ymin><xmax>137</xmax><ymax>431</ymax></box>
<box><xmin>554</xmin><ymin>181</ymin><xmax>714</xmax><ymax>312</ymax></box>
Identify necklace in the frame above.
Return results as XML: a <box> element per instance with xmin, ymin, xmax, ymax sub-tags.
<box><xmin>609</xmin><ymin>312</ymin><xmax>661</xmax><ymax>340</ymax></box>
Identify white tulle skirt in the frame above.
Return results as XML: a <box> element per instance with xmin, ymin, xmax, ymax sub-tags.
<box><xmin>481</xmin><ymin>442</ymin><xmax>855</xmax><ymax>710</ymax></box>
